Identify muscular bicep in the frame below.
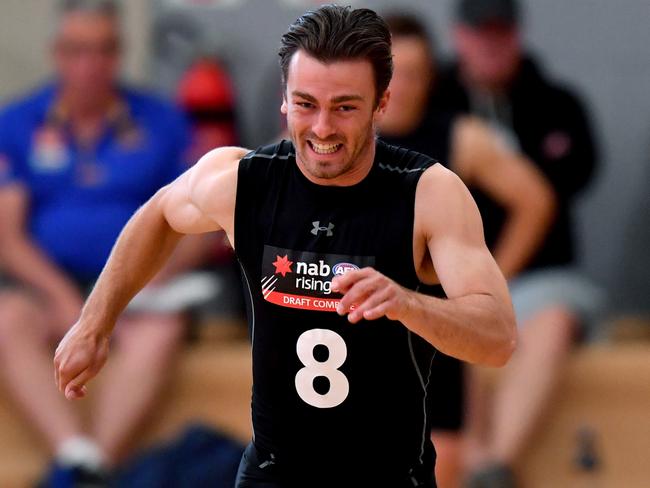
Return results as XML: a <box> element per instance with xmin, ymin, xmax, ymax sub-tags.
<box><xmin>159</xmin><ymin>146</ymin><xmax>248</xmax><ymax>237</ymax></box>
<box><xmin>418</xmin><ymin>166</ymin><xmax>509</xmax><ymax>302</ymax></box>
<box><xmin>159</xmin><ymin>172</ymin><xmax>219</xmax><ymax>234</ymax></box>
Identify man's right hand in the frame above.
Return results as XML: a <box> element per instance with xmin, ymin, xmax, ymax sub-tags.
<box><xmin>54</xmin><ymin>319</ymin><xmax>110</xmax><ymax>400</ymax></box>
<box><xmin>52</xmin><ymin>145</ymin><xmax>246</xmax><ymax>400</ymax></box>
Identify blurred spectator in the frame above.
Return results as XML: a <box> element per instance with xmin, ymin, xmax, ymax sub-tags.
<box><xmin>434</xmin><ymin>0</ymin><xmax>604</xmax><ymax>486</ymax></box>
<box><xmin>177</xmin><ymin>58</ymin><xmax>239</xmax><ymax>164</ymax></box>
<box><xmin>0</xmin><ymin>0</ymin><xmax>206</xmax><ymax>486</ymax></box>
<box><xmin>379</xmin><ymin>13</ymin><xmax>555</xmax><ymax>488</ymax></box>
<box><xmin>175</xmin><ymin>57</ymin><xmax>247</xmax><ymax>318</ymax></box>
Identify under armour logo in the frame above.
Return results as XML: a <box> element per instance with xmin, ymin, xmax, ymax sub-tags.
<box><xmin>311</xmin><ymin>221</ymin><xmax>334</xmax><ymax>237</ymax></box>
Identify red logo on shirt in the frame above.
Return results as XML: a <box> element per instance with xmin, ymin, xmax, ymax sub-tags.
<box><xmin>272</xmin><ymin>255</ymin><xmax>293</xmax><ymax>277</ymax></box>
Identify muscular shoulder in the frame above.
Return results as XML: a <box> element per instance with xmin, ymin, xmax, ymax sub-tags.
<box><xmin>415</xmin><ymin>163</ymin><xmax>483</xmax><ymax>241</ymax></box>
<box><xmin>161</xmin><ymin>146</ymin><xmax>249</xmax><ymax>236</ymax></box>
<box><xmin>188</xmin><ymin>146</ymin><xmax>250</xmax><ymax>202</ymax></box>
<box><xmin>417</xmin><ymin>163</ymin><xmax>467</xmax><ymax>205</ymax></box>
<box><xmin>192</xmin><ymin>145</ymin><xmax>250</xmax><ymax>174</ymax></box>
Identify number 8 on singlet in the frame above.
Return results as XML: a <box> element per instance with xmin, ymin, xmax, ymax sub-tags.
<box><xmin>295</xmin><ymin>328</ymin><xmax>349</xmax><ymax>408</ymax></box>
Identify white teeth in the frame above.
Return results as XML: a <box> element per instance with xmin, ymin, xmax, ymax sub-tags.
<box><xmin>310</xmin><ymin>142</ymin><xmax>340</xmax><ymax>154</ymax></box>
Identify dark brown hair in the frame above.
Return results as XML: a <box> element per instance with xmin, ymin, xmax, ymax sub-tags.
<box><xmin>278</xmin><ymin>4</ymin><xmax>393</xmax><ymax>105</ymax></box>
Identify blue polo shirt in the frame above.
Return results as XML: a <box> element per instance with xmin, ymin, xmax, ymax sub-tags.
<box><xmin>0</xmin><ymin>83</ymin><xmax>190</xmax><ymax>281</ymax></box>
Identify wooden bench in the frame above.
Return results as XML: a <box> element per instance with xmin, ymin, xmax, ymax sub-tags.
<box><xmin>0</xmin><ymin>338</ymin><xmax>648</xmax><ymax>487</ymax></box>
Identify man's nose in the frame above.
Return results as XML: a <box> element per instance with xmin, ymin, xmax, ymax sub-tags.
<box><xmin>312</xmin><ymin>110</ymin><xmax>336</xmax><ymax>140</ymax></box>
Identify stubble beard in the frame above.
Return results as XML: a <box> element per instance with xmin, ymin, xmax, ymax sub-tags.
<box><xmin>291</xmin><ymin>120</ymin><xmax>376</xmax><ymax>181</ymax></box>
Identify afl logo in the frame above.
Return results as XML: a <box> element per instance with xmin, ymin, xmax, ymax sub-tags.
<box><xmin>333</xmin><ymin>263</ymin><xmax>359</xmax><ymax>276</ymax></box>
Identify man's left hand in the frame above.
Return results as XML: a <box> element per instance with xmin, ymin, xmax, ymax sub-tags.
<box><xmin>331</xmin><ymin>267</ymin><xmax>415</xmax><ymax>323</ymax></box>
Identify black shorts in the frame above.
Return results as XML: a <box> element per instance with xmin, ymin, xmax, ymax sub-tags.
<box><xmin>235</xmin><ymin>443</ymin><xmax>282</xmax><ymax>488</ymax></box>
<box><xmin>235</xmin><ymin>443</ymin><xmax>436</xmax><ymax>488</ymax></box>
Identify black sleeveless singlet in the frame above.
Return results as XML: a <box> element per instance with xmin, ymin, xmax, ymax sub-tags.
<box><xmin>380</xmin><ymin>111</ymin><xmax>466</xmax><ymax>434</ymax></box>
<box><xmin>234</xmin><ymin>139</ymin><xmax>438</xmax><ymax>486</ymax></box>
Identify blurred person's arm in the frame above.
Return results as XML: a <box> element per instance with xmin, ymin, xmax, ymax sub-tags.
<box><xmin>451</xmin><ymin>116</ymin><xmax>557</xmax><ymax>278</ymax></box>
<box><xmin>54</xmin><ymin>146</ymin><xmax>247</xmax><ymax>399</ymax></box>
<box><xmin>0</xmin><ymin>184</ymin><xmax>84</xmax><ymax>324</ymax></box>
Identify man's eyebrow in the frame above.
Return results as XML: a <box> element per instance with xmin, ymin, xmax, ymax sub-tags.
<box><xmin>291</xmin><ymin>91</ymin><xmax>364</xmax><ymax>104</ymax></box>
<box><xmin>292</xmin><ymin>91</ymin><xmax>317</xmax><ymax>103</ymax></box>
<box><xmin>331</xmin><ymin>94</ymin><xmax>363</xmax><ymax>103</ymax></box>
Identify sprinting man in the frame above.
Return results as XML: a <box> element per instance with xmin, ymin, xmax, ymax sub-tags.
<box><xmin>55</xmin><ymin>5</ymin><xmax>516</xmax><ymax>487</ymax></box>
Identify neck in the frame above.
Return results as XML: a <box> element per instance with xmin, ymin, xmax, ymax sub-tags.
<box><xmin>464</xmin><ymin>74</ymin><xmax>504</xmax><ymax>96</ymax></box>
<box><xmin>459</xmin><ymin>64</ymin><xmax>519</xmax><ymax>96</ymax></box>
<box><xmin>59</xmin><ymin>87</ymin><xmax>115</xmax><ymax>123</ymax></box>
<box><xmin>58</xmin><ymin>87</ymin><xmax>117</xmax><ymax>145</ymax></box>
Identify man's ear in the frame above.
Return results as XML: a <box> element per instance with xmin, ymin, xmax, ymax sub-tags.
<box><xmin>281</xmin><ymin>95</ymin><xmax>288</xmax><ymax>115</ymax></box>
<box><xmin>374</xmin><ymin>89</ymin><xmax>391</xmax><ymax>118</ymax></box>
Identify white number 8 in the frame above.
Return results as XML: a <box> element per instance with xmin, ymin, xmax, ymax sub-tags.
<box><xmin>295</xmin><ymin>329</ymin><xmax>349</xmax><ymax>408</ymax></box>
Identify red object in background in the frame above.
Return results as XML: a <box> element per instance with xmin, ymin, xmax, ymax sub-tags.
<box><xmin>178</xmin><ymin>59</ymin><xmax>238</xmax><ymax>261</ymax></box>
<box><xmin>178</xmin><ymin>58</ymin><xmax>234</xmax><ymax>110</ymax></box>
<box><xmin>177</xmin><ymin>59</ymin><xmax>238</xmax><ymax>163</ymax></box>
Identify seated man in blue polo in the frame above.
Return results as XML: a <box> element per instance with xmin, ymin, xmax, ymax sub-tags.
<box><xmin>0</xmin><ymin>1</ymin><xmax>202</xmax><ymax>485</ymax></box>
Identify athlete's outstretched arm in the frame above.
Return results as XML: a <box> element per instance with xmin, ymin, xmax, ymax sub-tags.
<box><xmin>333</xmin><ymin>165</ymin><xmax>516</xmax><ymax>367</ymax></box>
<box><xmin>54</xmin><ymin>146</ymin><xmax>247</xmax><ymax>399</ymax></box>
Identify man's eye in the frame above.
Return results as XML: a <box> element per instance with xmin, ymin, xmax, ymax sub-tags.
<box><xmin>338</xmin><ymin>105</ymin><xmax>356</xmax><ymax>112</ymax></box>
<box><xmin>297</xmin><ymin>102</ymin><xmax>314</xmax><ymax>109</ymax></box>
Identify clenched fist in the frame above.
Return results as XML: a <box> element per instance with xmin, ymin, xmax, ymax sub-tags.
<box><xmin>54</xmin><ymin>321</ymin><xmax>110</xmax><ymax>400</ymax></box>
<box><xmin>331</xmin><ymin>267</ymin><xmax>416</xmax><ymax>323</ymax></box>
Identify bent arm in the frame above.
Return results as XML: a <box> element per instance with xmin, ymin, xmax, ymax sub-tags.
<box><xmin>404</xmin><ymin>166</ymin><xmax>516</xmax><ymax>366</ymax></box>
<box><xmin>76</xmin><ymin>146</ymin><xmax>246</xmax><ymax>335</ymax></box>
<box><xmin>55</xmin><ymin>146</ymin><xmax>246</xmax><ymax>398</ymax></box>
<box><xmin>79</xmin><ymin>189</ymin><xmax>184</xmax><ymax>331</ymax></box>
<box><xmin>451</xmin><ymin>117</ymin><xmax>556</xmax><ymax>278</ymax></box>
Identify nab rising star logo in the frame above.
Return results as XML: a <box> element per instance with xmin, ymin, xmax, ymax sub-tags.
<box><xmin>261</xmin><ymin>245</ymin><xmax>374</xmax><ymax>312</ymax></box>
<box><xmin>311</xmin><ymin>221</ymin><xmax>334</xmax><ymax>237</ymax></box>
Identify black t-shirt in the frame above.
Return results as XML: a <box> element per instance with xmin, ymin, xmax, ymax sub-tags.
<box><xmin>234</xmin><ymin>139</ymin><xmax>438</xmax><ymax>486</ymax></box>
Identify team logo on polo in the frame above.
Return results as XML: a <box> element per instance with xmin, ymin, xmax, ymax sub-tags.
<box><xmin>261</xmin><ymin>245</ymin><xmax>373</xmax><ymax>312</ymax></box>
